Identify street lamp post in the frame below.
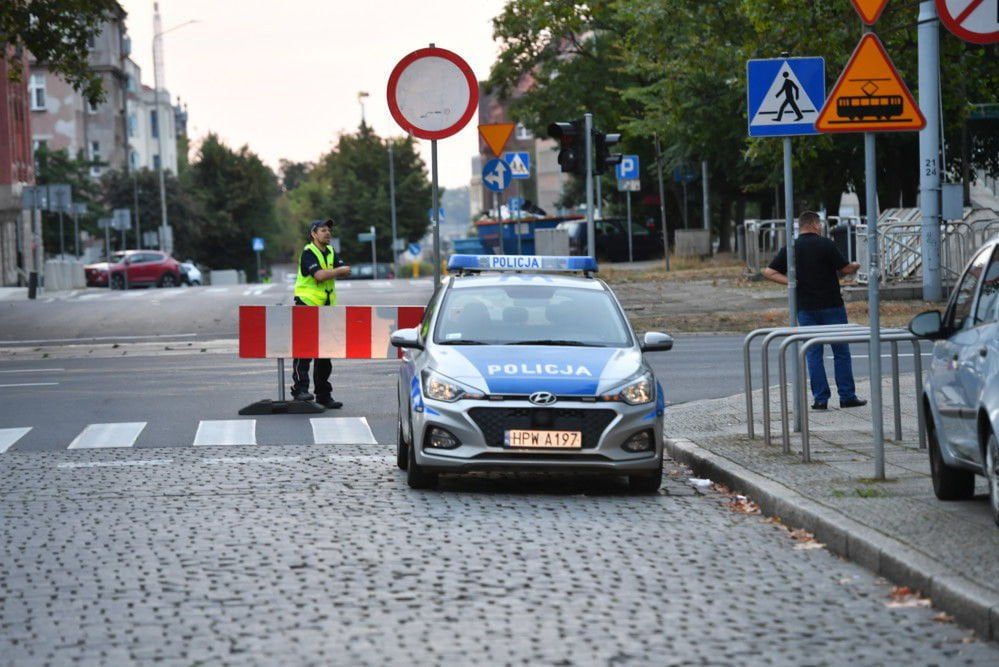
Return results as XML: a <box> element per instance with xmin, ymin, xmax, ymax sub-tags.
<box><xmin>358</xmin><ymin>91</ymin><xmax>370</xmax><ymax>125</ymax></box>
<box><xmin>152</xmin><ymin>4</ymin><xmax>198</xmax><ymax>254</ymax></box>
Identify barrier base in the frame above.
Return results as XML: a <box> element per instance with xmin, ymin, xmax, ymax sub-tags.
<box><xmin>238</xmin><ymin>399</ymin><xmax>326</xmax><ymax>416</ymax></box>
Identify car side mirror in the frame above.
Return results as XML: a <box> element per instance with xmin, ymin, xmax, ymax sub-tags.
<box><xmin>390</xmin><ymin>327</ymin><xmax>423</xmax><ymax>350</ymax></box>
<box><xmin>908</xmin><ymin>310</ymin><xmax>944</xmax><ymax>340</ymax></box>
<box><xmin>640</xmin><ymin>331</ymin><xmax>674</xmax><ymax>352</ymax></box>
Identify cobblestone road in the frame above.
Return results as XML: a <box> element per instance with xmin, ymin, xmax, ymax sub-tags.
<box><xmin>2</xmin><ymin>444</ymin><xmax>997</xmax><ymax>665</ymax></box>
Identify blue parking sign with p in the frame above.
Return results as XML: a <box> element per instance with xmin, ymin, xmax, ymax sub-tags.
<box><xmin>616</xmin><ymin>155</ymin><xmax>640</xmax><ymax>181</ymax></box>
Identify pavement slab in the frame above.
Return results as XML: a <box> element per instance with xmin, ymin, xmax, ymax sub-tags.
<box><xmin>665</xmin><ymin>373</ymin><xmax>999</xmax><ymax>640</ymax></box>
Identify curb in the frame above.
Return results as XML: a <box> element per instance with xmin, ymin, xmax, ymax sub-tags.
<box><xmin>665</xmin><ymin>436</ymin><xmax>999</xmax><ymax>640</ymax></box>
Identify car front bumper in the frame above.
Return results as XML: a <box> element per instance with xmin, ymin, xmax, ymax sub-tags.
<box><xmin>411</xmin><ymin>398</ymin><xmax>663</xmax><ymax>474</ymax></box>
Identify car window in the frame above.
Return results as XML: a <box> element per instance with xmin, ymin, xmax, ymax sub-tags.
<box><xmin>420</xmin><ymin>288</ymin><xmax>442</xmax><ymax>342</ymax></box>
<box><xmin>973</xmin><ymin>248</ymin><xmax>999</xmax><ymax>326</ymax></box>
<box><xmin>947</xmin><ymin>247</ymin><xmax>991</xmax><ymax>331</ymax></box>
<box><xmin>434</xmin><ymin>285</ymin><xmax>632</xmax><ymax>347</ymax></box>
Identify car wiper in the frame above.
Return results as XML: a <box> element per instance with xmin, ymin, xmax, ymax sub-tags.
<box><xmin>508</xmin><ymin>339</ymin><xmax>605</xmax><ymax>347</ymax></box>
<box><xmin>439</xmin><ymin>340</ymin><xmax>489</xmax><ymax>345</ymax></box>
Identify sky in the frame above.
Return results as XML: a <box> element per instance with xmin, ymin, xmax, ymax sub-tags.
<box><xmin>119</xmin><ymin>0</ymin><xmax>508</xmax><ymax>188</ymax></box>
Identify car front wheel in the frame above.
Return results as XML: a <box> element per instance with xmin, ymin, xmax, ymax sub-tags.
<box><xmin>928</xmin><ymin>417</ymin><xmax>975</xmax><ymax>500</ymax></box>
<box><xmin>629</xmin><ymin>462</ymin><xmax>663</xmax><ymax>494</ymax></box>
<box><xmin>986</xmin><ymin>433</ymin><xmax>999</xmax><ymax>527</ymax></box>
<box><xmin>110</xmin><ymin>274</ymin><xmax>125</xmax><ymax>290</ymax></box>
<box><xmin>406</xmin><ymin>437</ymin><xmax>437</xmax><ymax>489</ymax></box>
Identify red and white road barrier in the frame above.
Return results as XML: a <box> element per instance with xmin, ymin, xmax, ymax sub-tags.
<box><xmin>239</xmin><ymin>305</ymin><xmax>425</xmax><ymax>360</ymax></box>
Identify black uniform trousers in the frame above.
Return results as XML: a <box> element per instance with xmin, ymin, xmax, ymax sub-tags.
<box><xmin>291</xmin><ymin>297</ymin><xmax>333</xmax><ymax>399</ymax></box>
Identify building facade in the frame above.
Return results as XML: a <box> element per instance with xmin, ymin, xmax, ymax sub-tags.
<box><xmin>124</xmin><ymin>58</ymin><xmax>178</xmax><ymax>174</ymax></box>
<box><xmin>29</xmin><ymin>3</ymin><xmax>130</xmax><ymax>177</ymax></box>
<box><xmin>0</xmin><ymin>46</ymin><xmax>36</xmax><ymax>286</ymax></box>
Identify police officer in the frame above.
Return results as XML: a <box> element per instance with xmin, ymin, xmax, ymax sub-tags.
<box><xmin>292</xmin><ymin>219</ymin><xmax>350</xmax><ymax>408</ymax></box>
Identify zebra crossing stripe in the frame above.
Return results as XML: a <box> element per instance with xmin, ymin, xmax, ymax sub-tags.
<box><xmin>193</xmin><ymin>420</ymin><xmax>256</xmax><ymax>446</ymax></box>
<box><xmin>68</xmin><ymin>422</ymin><xmax>147</xmax><ymax>449</ymax></box>
<box><xmin>310</xmin><ymin>417</ymin><xmax>378</xmax><ymax>444</ymax></box>
<box><xmin>0</xmin><ymin>427</ymin><xmax>31</xmax><ymax>453</ymax></box>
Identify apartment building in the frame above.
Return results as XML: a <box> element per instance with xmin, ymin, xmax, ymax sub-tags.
<box><xmin>123</xmin><ymin>58</ymin><xmax>178</xmax><ymax>173</ymax></box>
<box><xmin>0</xmin><ymin>46</ymin><xmax>36</xmax><ymax>286</ymax></box>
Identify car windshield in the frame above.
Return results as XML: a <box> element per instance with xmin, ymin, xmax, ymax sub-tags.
<box><xmin>105</xmin><ymin>252</ymin><xmax>126</xmax><ymax>263</ymax></box>
<box><xmin>434</xmin><ymin>284</ymin><xmax>632</xmax><ymax>347</ymax></box>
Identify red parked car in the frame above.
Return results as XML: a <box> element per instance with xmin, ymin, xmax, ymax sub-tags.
<box><xmin>85</xmin><ymin>250</ymin><xmax>183</xmax><ymax>289</ymax></box>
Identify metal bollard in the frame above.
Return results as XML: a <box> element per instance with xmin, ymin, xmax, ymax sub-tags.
<box><xmin>890</xmin><ymin>341</ymin><xmax>902</xmax><ymax>441</ymax></box>
<box><xmin>912</xmin><ymin>340</ymin><xmax>926</xmax><ymax>449</ymax></box>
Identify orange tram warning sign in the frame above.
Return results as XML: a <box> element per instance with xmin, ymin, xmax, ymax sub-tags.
<box><xmin>815</xmin><ymin>34</ymin><xmax>926</xmax><ymax>133</ymax></box>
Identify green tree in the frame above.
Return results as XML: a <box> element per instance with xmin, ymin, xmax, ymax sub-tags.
<box><xmin>282</xmin><ymin>124</ymin><xmax>432</xmax><ymax>265</ymax></box>
<box><xmin>1</xmin><ymin>0</ymin><xmax>118</xmax><ymax>104</ymax></box>
<box><xmin>33</xmin><ymin>146</ymin><xmax>103</xmax><ymax>255</ymax></box>
<box><xmin>186</xmin><ymin>134</ymin><xmax>280</xmax><ymax>278</ymax></box>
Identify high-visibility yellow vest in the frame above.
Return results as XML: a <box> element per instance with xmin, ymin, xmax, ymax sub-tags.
<box><xmin>294</xmin><ymin>243</ymin><xmax>336</xmax><ymax>306</ymax></box>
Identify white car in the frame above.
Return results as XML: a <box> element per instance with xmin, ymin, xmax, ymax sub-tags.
<box><xmin>180</xmin><ymin>262</ymin><xmax>203</xmax><ymax>286</ymax></box>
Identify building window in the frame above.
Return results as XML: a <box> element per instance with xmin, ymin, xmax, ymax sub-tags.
<box><xmin>87</xmin><ymin>99</ymin><xmax>99</xmax><ymax>114</ymax></box>
<box><xmin>150</xmin><ymin>110</ymin><xmax>158</xmax><ymax>138</ymax></box>
<box><xmin>515</xmin><ymin>123</ymin><xmax>531</xmax><ymax>140</ymax></box>
<box><xmin>87</xmin><ymin>35</ymin><xmax>96</xmax><ymax>49</ymax></box>
<box><xmin>90</xmin><ymin>141</ymin><xmax>102</xmax><ymax>176</ymax></box>
<box><xmin>127</xmin><ymin>114</ymin><xmax>137</xmax><ymax>137</ymax></box>
<box><xmin>130</xmin><ymin>150</ymin><xmax>139</xmax><ymax>170</ymax></box>
<box><xmin>153</xmin><ymin>154</ymin><xmax>161</xmax><ymax>170</ymax></box>
<box><xmin>29</xmin><ymin>73</ymin><xmax>46</xmax><ymax>110</ymax></box>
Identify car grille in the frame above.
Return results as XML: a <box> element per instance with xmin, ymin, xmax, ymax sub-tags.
<box><xmin>468</xmin><ymin>407</ymin><xmax>617</xmax><ymax>449</ymax></box>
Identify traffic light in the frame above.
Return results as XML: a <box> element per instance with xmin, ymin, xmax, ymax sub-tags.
<box><xmin>547</xmin><ymin>119</ymin><xmax>586</xmax><ymax>175</ymax></box>
<box><xmin>593</xmin><ymin>131</ymin><xmax>622</xmax><ymax>175</ymax></box>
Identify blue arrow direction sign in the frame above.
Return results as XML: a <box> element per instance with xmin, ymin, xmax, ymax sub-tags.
<box><xmin>252</xmin><ymin>237</ymin><xmax>265</xmax><ymax>252</ymax></box>
<box><xmin>747</xmin><ymin>57</ymin><xmax>825</xmax><ymax>137</ymax></box>
<box><xmin>408</xmin><ymin>242</ymin><xmax>421</xmax><ymax>255</ymax></box>
<box><xmin>482</xmin><ymin>157</ymin><xmax>512</xmax><ymax>192</ymax></box>
<box><xmin>615</xmin><ymin>155</ymin><xmax>640</xmax><ymax>181</ymax></box>
<box><xmin>502</xmin><ymin>151</ymin><xmax>531</xmax><ymax>179</ymax></box>
<box><xmin>427</xmin><ymin>207</ymin><xmax>445</xmax><ymax>222</ymax></box>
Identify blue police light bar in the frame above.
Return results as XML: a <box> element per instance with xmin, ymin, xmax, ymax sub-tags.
<box><xmin>448</xmin><ymin>254</ymin><xmax>598</xmax><ymax>273</ymax></box>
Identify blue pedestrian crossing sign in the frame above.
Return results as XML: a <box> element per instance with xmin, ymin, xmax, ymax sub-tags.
<box><xmin>615</xmin><ymin>155</ymin><xmax>640</xmax><ymax>181</ymax></box>
<box><xmin>251</xmin><ymin>237</ymin><xmax>265</xmax><ymax>252</ymax></box>
<box><xmin>747</xmin><ymin>57</ymin><xmax>825</xmax><ymax>137</ymax></box>
<box><xmin>482</xmin><ymin>157</ymin><xmax>512</xmax><ymax>192</ymax></box>
<box><xmin>502</xmin><ymin>152</ymin><xmax>531</xmax><ymax>180</ymax></box>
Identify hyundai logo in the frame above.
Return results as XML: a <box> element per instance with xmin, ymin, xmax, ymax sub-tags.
<box><xmin>528</xmin><ymin>391</ymin><xmax>557</xmax><ymax>406</ymax></box>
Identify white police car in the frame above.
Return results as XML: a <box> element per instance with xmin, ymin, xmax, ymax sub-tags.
<box><xmin>391</xmin><ymin>254</ymin><xmax>674</xmax><ymax>491</ymax></box>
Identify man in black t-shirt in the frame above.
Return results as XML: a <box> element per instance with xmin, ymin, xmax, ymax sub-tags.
<box><xmin>763</xmin><ymin>211</ymin><xmax>866</xmax><ymax>410</ymax></box>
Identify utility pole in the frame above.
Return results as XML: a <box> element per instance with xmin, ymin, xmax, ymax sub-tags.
<box><xmin>584</xmin><ymin>113</ymin><xmax>595</xmax><ymax>259</ymax></box>
<box><xmin>918</xmin><ymin>0</ymin><xmax>942</xmax><ymax>301</ymax></box>
<box><xmin>153</xmin><ymin>3</ymin><xmax>168</xmax><ymax>253</ymax></box>
<box><xmin>388</xmin><ymin>143</ymin><xmax>398</xmax><ymax>277</ymax></box>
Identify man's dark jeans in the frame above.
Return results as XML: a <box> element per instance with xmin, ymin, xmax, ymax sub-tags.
<box><xmin>797</xmin><ymin>306</ymin><xmax>857</xmax><ymax>404</ymax></box>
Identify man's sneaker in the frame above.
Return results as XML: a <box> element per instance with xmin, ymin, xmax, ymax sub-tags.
<box><xmin>840</xmin><ymin>397</ymin><xmax>868</xmax><ymax>408</ymax></box>
<box><xmin>291</xmin><ymin>390</ymin><xmax>315</xmax><ymax>402</ymax></box>
<box><xmin>316</xmin><ymin>396</ymin><xmax>343</xmax><ymax>409</ymax></box>
<box><xmin>812</xmin><ymin>401</ymin><xmax>828</xmax><ymax>410</ymax></box>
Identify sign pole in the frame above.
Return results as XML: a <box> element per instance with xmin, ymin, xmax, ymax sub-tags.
<box><xmin>584</xmin><ymin>113</ymin><xmax>595</xmax><ymax>259</ymax></box>
<box><xmin>255</xmin><ymin>250</ymin><xmax>262</xmax><ymax>283</ymax></box>
<box><xmin>626</xmin><ymin>190</ymin><xmax>633</xmax><ymax>263</ymax></box>
<box><xmin>72</xmin><ymin>206</ymin><xmax>80</xmax><ymax>258</ymax></box>
<box><xmin>370</xmin><ymin>225</ymin><xmax>377</xmax><ymax>270</ymax></box>
<box><xmin>516</xmin><ymin>180</ymin><xmax>523</xmax><ymax>255</ymax></box>
<box><xmin>783</xmin><ymin>136</ymin><xmax>802</xmax><ymax>431</ymax></box>
<box><xmin>104</xmin><ymin>222</ymin><xmax>111</xmax><ymax>291</ymax></box>
<box><xmin>918</xmin><ymin>0</ymin><xmax>943</xmax><ymax>301</ymax></box>
<box><xmin>58</xmin><ymin>208</ymin><xmax>65</xmax><ymax>257</ymax></box>
<box><xmin>654</xmin><ymin>133</ymin><xmax>670</xmax><ymax>271</ymax></box>
<box><xmin>388</xmin><ymin>143</ymin><xmax>398</xmax><ymax>278</ymax></box>
<box><xmin>431</xmin><ymin>139</ymin><xmax>440</xmax><ymax>289</ymax></box>
<box><xmin>596</xmin><ymin>172</ymin><xmax>602</xmax><ymax>221</ymax></box>
<box><xmin>702</xmin><ymin>160</ymin><xmax>710</xmax><ymax>233</ymax></box>
<box><xmin>865</xmin><ymin>129</ymin><xmax>885</xmax><ymax>479</ymax></box>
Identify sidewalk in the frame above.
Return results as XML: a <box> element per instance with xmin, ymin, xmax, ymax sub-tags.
<box><xmin>665</xmin><ymin>374</ymin><xmax>999</xmax><ymax>639</ymax></box>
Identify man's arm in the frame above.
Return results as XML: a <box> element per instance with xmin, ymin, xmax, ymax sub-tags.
<box><xmin>314</xmin><ymin>266</ymin><xmax>350</xmax><ymax>281</ymax></box>
<box><xmin>762</xmin><ymin>267</ymin><xmax>788</xmax><ymax>285</ymax></box>
<box><xmin>840</xmin><ymin>262</ymin><xmax>860</xmax><ymax>275</ymax></box>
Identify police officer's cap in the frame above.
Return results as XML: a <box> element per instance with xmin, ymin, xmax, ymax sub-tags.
<box><xmin>309</xmin><ymin>219</ymin><xmax>335</xmax><ymax>235</ymax></box>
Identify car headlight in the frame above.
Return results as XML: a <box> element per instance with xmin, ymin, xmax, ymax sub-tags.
<box><xmin>421</xmin><ymin>369</ymin><xmax>485</xmax><ymax>402</ymax></box>
<box><xmin>601</xmin><ymin>372</ymin><xmax>655</xmax><ymax>405</ymax></box>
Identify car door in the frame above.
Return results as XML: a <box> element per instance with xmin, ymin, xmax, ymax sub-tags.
<box><xmin>954</xmin><ymin>245</ymin><xmax>999</xmax><ymax>466</ymax></box>
<box><xmin>934</xmin><ymin>246</ymin><xmax>993</xmax><ymax>460</ymax></box>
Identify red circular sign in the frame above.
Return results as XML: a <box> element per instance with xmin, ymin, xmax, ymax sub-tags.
<box><xmin>937</xmin><ymin>0</ymin><xmax>999</xmax><ymax>45</ymax></box>
<box><xmin>387</xmin><ymin>47</ymin><xmax>479</xmax><ymax>140</ymax></box>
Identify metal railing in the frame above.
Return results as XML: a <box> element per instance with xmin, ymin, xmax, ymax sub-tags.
<box><xmin>796</xmin><ymin>333</ymin><xmax>926</xmax><ymax>470</ymax></box>
<box><xmin>743</xmin><ymin>324</ymin><xmax>866</xmax><ymax>444</ymax></box>
<box><xmin>743</xmin><ymin>326</ymin><xmax>927</xmax><ymax>468</ymax></box>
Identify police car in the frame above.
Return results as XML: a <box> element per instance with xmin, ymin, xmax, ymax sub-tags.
<box><xmin>391</xmin><ymin>254</ymin><xmax>674</xmax><ymax>491</ymax></box>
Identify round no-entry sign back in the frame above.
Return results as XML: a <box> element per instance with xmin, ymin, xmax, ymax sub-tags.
<box><xmin>387</xmin><ymin>47</ymin><xmax>478</xmax><ymax>140</ymax></box>
<box><xmin>937</xmin><ymin>0</ymin><xmax>999</xmax><ymax>44</ymax></box>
